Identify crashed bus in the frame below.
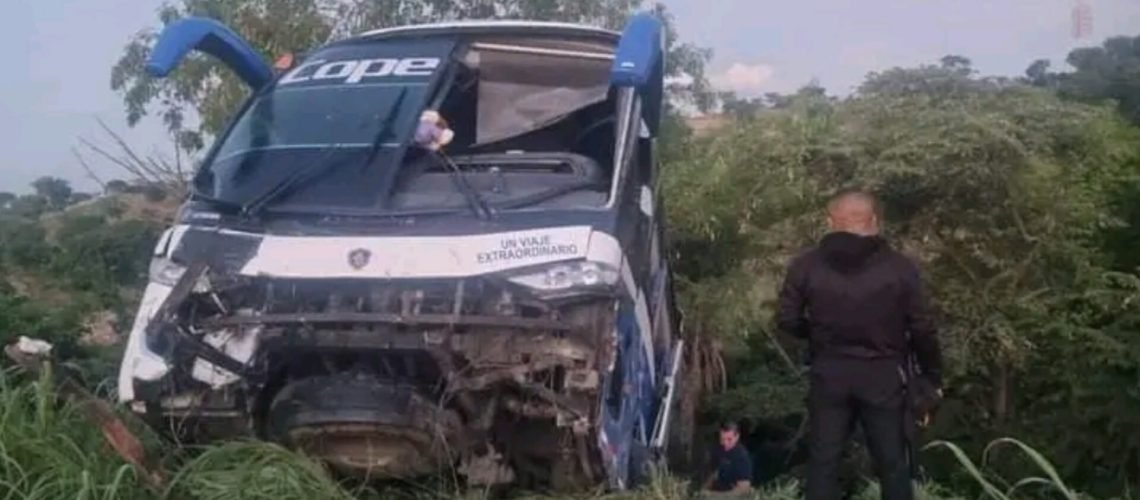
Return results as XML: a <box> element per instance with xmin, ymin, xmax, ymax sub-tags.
<box><xmin>116</xmin><ymin>13</ymin><xmax>685</xmax><ymax>490</ymax></box>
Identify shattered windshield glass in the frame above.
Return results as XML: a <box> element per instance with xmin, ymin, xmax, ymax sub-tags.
<box><xmin>193</xmin><ymin>38</ymin><xmax>454</xmax><ymax>211</ymax></box>
<box><xmin>192</xmin><ymin>34</ymin><xmax>620</xmax><ymax>216</ymax></box>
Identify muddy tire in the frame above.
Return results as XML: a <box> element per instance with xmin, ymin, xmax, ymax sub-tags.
<box><xmin>265</xmin><ymin>374</ymin><xmax>457</xmax><ymax>478</ymax></box>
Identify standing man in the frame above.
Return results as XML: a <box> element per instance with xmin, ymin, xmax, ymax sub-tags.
<box><xmin>777</xmin><ymin>188</ymin><xmax>943</xmax><ymax>500</ymax></box>
<box><xmin>702</xmin><ymin>421</ymin><xmax>753</xmax><ymax>496</ymax></box>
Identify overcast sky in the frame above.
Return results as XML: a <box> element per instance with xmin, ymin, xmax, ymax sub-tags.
<box><xmin>3</xmin><ymin>0</ymin><xmax>1140</xmax><ymax>193</ymax></box>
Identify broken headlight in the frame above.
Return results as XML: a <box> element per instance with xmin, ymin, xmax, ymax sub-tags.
<box><xmin>507</xmin><ymin>261</ymin><xmax>620</xmax><ymax>296</ymax></box>
<box><xmin>148</xmin><ymin>258</ymin><xmax>187</xmax><ymax>286</ymax></box>
<box><xmin>148</xmin><ymin>258</ymin><xmax>212</xmax><ymax>294</ymax></box>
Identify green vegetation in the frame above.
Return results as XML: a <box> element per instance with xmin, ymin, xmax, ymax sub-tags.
<box><xmin>0</xmin><ymin>181</ymin><xmax>166</xmax><ymax>386</ymax></box>
<box><xmin>0</xmin><ymin>0</ymin><xmax>1138</xmax><ymax>498</ymax></box>
<box><xmin>0</xmin><ymin>367</ymin><xmax>1089</xmax><ymax>499</ymax></box>
<box><xmin>672</xmin><ymin>56</ymin><xmax>1140</xmax><ymax>499</ymax></box>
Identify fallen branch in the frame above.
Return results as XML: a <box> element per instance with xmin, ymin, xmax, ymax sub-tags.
<box><xmin>3</xmin><ymin>337</ymin><xmax>166</xmax><ymax>491</ymax></box>
<box><xmin>74</xmin><ymin>118</ymin><xmax>188</xmax><ymax>200</ymax></box>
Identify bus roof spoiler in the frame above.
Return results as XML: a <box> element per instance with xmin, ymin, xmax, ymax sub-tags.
<box><xmin>610</xmin><ymin>12</ymin><xmax>665</xmax><ymax>137</ymax></box>
<box><xmin>145</xmin><ymin>16</ymin><xmax>273</xmax><ymax>89</ymax></box>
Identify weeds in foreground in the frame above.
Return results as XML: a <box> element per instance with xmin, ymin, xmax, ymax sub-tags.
<box><xmin>0</xmin><ymin>369</ymin><xmax>1113</xmax><ymax>499</ymax></box>
<box><xmin>924</xmin><ymin>439</ymin><xmax>1088</xmax><ymax>500</ymax></box>
<box><xmin>162</xmin><ymin>441</ymin><xmax>358</xmax><ymax>500</ymax></box>
<box><xmin>0</xmin><ymin>367</ymin><xmax>149</xmax><ymax>500</ymax></box>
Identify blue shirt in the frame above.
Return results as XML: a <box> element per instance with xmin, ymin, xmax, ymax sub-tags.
<box><xmin>711</xmin><ymin>444</ymin><xmax>753</xmax><ymax>491</ymax></box>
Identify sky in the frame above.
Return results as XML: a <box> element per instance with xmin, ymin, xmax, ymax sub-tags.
<box><xmin>2</xmin><ymin>0</ymin><xmax>1140</xmax><ymax>193</ymax></box>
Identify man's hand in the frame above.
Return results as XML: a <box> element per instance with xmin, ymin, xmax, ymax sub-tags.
<box><xmin>917</xmin><ymin>386</ymin><xmax>944</xmax><ymax>429</ymax></box>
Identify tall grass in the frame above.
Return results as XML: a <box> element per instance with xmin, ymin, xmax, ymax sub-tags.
<box><xmin>924</xmin><ymin>439</ymin><xmax>1093</xmax><ymax>500</ymax></box>
<box><xmin>0</xmin><ymin>366</ymin><xmax>1108</xmax><ymax>499</ymax></box>
<box><xmin>0</xmin><ymin>366</ymin><xmax>149</xmax><ymax>499</ymax></box>
<box><xmin>162</xmin><ymin>441</ymin><xmax>358</xmax><ymax>500</ymax></box>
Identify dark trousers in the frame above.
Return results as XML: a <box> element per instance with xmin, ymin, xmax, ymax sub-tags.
<box><xmin>805</xmin><ymin>357</ymin><xmax>912</xmax><ymax>500</ymax></box>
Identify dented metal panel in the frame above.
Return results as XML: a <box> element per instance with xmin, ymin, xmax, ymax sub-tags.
<box><xmin>117</xmin><ymin>12</ymin><xmax>681</xmax><ymax>492</ymax></box>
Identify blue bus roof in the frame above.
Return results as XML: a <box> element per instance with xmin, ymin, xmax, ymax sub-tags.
<box><xmin>351</xmin><ymin>20</ymin><xmax>621</xmax><ymax>43</ymax></box>
<box><xmin>146</xmin><ymin>15</ymin><xmax>663</xmax><ymax>134</ymax></box>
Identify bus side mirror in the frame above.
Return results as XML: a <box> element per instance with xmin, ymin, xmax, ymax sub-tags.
<box><xmin>146</xmin><ymin>16</ymin><xmax>273</xmax><ymax>89</ymax></box>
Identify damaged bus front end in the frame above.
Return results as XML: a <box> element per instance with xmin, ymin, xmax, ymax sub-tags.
<box><xmin>117</xmin><ymin>15</ymin><xmax>684</xmax><ymax>490</ymax></box>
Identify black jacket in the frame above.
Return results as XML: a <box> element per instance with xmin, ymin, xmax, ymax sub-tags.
<box><xmin>777</xmin><ymin>231</ymin><xmax>943</xmax><ymax>387</ymax></box>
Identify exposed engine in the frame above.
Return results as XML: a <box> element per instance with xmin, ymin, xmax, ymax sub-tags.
<box><xmin>118</xmin><ymin>11</ymin><xmax>683</xmax><ymax>492</ymax></box>
<box><xmin>137</xmin><ymin>262</ymin><xmax>617</xmax><ymax>486</ymax></box>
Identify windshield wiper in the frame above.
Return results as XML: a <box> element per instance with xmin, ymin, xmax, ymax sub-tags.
<box><xmin>360</xmin><ymin>88</ymin><xmax>408</xmax><ymax>172</ymax></box>
<box><xmin>240</xmin><ymin>89</ymin><xmax>409</xmax><ymax>217</ymax></box>
<box><xmin>433</xmin><ymin>151</ymin><xmax>492</xmax><ymax>220</ymax></box>
<box><xmin>493</xmin><ymin>180</ymin><xmax>605</xmax><ymax>211</ymax></box>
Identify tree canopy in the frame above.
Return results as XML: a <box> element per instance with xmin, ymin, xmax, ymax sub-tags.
<box><xmin>663</xmin><ymin>57</ymin><xmax>1140</xmax><ymax>495</ymax></box>
<box><xmin>111</xmin><ymin>0</ymin><xmax>713</xmax><ymax>153</ymax></box>
<box><xmin>1026</xmin><ymin>34</ymin><xmax>1140</xmax><ymax>128</ymax></box>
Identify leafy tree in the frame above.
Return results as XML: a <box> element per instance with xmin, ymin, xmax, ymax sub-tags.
<box><xmin>68</xmin><ymin>193</ymin><xmax>94</xmax><ymax>205</ymax></box>
<box><xmin>938</xmin><ymin>54</ymin><xmax>973</xmax><ymax>74</ymax></box>
<box><xmin>337</xmin><ymin>0</ymin><xmax>642</xmax><ymax>32</ymax></box>
<box><xmin>1024</xmin><ymin>35</ymin><xmax>1140</xmax><ymax>126</ymax></box>
<box><xmin>663</xmin><ymin>58</ymin><xmax>1140</xmax><ymax>494</ymax></box>
<box><xmin>1024</xmin><ymin>58</ymin><xmax>1053</xmax><ymax>88</ymax></box>
<box><xmin>112</xmin><ymin>0</ymin><xmax>713</xmax><ymax>153</ymax></box>
<box><xmin>8</xmin><ymin>195</ymin><xmax>48</xmax><ymax>219</ymax></box>
<box><xmin>51</xmin><ymin>215</ymin><xmax>162</xmax><ymax>297</ymax></box>
<box><xmin>646</xmin><ymin>2</ymin><xmax>714</xmax><ymax>112</ymax></box>
<box><xmin>718</xmin><ymin>91</ymin><xmax>765</xmax><ymax>120</ymax></box>
<box><xmin>111</xmin><ymin>0</ymin><xmax>338</xmax><ymax>152</ymax></box>
<box><xmin>31</xmin><ymin>177</ymin><xmax>73</xmax><ymax>211</ymax></box>
<box><xmin>1100</xmin><ymin>178</ymin><xmax>1140</xmax><ymax>272</ymax></box>
<box><xmin>104</xmin><ymin>180</ymin><xmax>130</xmax><ymax>195</ymax></box>
<box><xmin>138</xmin><ymin>183</ymin><xmax>168</xmax><ymax>202</ymax></box>
<box><xmin>0</xmin><ymin>192</ymin><xmax>15</xmax><ymax>210</ymax></box>
<box><xmin>0</xmin><ymin>217</ymin><xmax>49</xmax><ymax>268</ymax></box>
<box><xmin>858</xmin><ymin>56</ymin><xmax>988</xmax><ymax>101</ymax></box>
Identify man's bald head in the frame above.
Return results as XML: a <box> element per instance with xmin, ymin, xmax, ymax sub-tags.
<box><xmin>826</xmin><ymin>188</ymin><xmax>880</xmax><ymax>236</ymax></box>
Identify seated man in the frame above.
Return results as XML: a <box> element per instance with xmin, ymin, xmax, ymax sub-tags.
<box><xmin>703</xmin><ymin>421</ymin><xmax>753</xmax><ymax>496</ymax></box>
